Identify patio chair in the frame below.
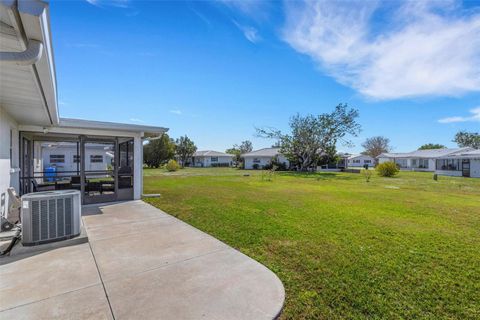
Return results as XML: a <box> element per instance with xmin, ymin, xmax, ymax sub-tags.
<box><xmin>31</xmin><ymin>179</ymin><xmax>55</xmax><ymax>192</ymax></box>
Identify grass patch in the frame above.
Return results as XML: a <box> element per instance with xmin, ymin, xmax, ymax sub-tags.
<box><xmin>143</xmin><ymin>168</ymin><xmax>480</xmax><ymax>319</ymax></box>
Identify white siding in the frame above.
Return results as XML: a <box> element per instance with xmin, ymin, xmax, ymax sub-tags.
<box><xmin>193</xmin><ymin>155</ymin><xmax>232</xmax><ymax>167</ymax></box>
<box><xmin>470</xmin><ymin>159</ymin><xmax>480</xmax><ymax>178</ymax></box>
<box><xmin>41</xmin><ymin>145</ymin><xmax>111</xmax><ymax>173</ymax></box>
<box><xmin>347</xmin><ymin>155</ymin><xmax>375</xmax><ymax>167</ymax></box>
<box><xmin>0</xmin><ymin>106</ymin><xmax>19</xmax><ymax>217</ymax></box>
<box><xmin>436</xmin><ymin>170</ymin><xmax>463</xmax><ymax>177</ymax></box>
<box><xmin>244</xmin><ymin>155</ymin><xmax>289</xmax><ymax>170</ymax></box>
<box><xmin>377</xmin><ymin>157</ymin><xmax>436</xmax><ymax>171</ymax></box>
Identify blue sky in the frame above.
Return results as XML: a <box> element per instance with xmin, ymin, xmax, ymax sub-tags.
<box><xmin>51</xmin><ymin>0</ymin><xmax>480</xmax><ymax>153</ymax></box>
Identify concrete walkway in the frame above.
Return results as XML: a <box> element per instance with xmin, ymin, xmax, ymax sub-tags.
<box><xmin>0</xmin><ymin>200</ymin><xmax>284</xmax><ymax>319</ymax></box>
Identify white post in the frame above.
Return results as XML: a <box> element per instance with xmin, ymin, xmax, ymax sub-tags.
<box><xmin>133</xmin><ymin>134</ymin><xmax>143</xmax><ymax>200</ymax></box>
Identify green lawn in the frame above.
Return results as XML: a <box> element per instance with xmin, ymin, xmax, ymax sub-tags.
<box><xmin>143</xmin><ymin>167</ymin><xmax>480</xmax><ymax>319</ymax></box>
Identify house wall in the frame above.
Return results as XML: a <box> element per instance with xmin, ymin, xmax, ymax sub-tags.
<box><xmin>435</xmin><ymin>159</ymin><xmax>480</xmax><ymax>178</ymax></box>
<box><xmin>0</xmin><ymin>106</ymin><xmax>20</xmax><ymax>218</ymax></box>
<box><xmin>377</xmin><ymin>157</ymin><xmax>435</xmax><ymax>171</ymax></box>
<box><xmin>347</xmin><ymin>155</ymin><xmax>374</xmax><ymax>167</ymax></box>
<box><xmin>244</xmin><ymin>155</ymin><xmax>289</xmax><ymax>170</ymax></box>
<box><xmin>470</xmin><ymin>159</ymin><xmax>480</xmax><ymax>178</ymax></box>
<box><xmin>41</xmin><ymin>145</ymin><xmax>111</xmax><ymax>174</ymax></box>
<box><xmin>435</xmin><ymin>170</ymin><xmax>463</xmax><ymax>177</ymax></box>
<box><xmin>193</xmin><ymin>156</ymin><xmax>232</xmax><ymax>167</ymax></box>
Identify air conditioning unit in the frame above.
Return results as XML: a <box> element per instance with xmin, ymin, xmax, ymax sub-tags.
<box><xmin>21</xmin><ymin>190</ymin><xmax>81</xmax><ymax>246</ymax></box>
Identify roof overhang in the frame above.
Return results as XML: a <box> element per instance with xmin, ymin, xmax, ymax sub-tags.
<box><xmin>0</xmin><ymin>0</ymin><xmax>58</xmax><ymax>126</ymax></box>
<box><xmin>58</xmin><ymin>118</ymin><xmax>168</xmax><ymax>137</ymax></box>
<box><xmin>19</xmin><ymin>117</ymin><xmax>168</xmax><ymax>138</ymax></box>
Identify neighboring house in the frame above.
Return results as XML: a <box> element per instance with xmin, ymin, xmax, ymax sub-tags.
<box><xmin>191</xmin><ymin>150</ymin><xmax>233</xmax><ymax>167</ymax></box>
<box><xmin>41</xmin><ymin>142</ymin><xmax>114</xmax><ymax>174</ymax></box>
<box><xmin>377</xmin><ymin>148</ymin><xmax>474</xmax><ymax>172</ymax></box>
<box><xmin>346</xmin><ymin>154</ymin><xmax>375</xmax><ymax>168</ymax></box>
<box><xmin>0</xmin><ymin>0</ymin><xmax>167</xmax><ymax>207</ymax></box>
<box><xmin>435</xmin><ymin>149</ymin><xmax>480</xmax><ymax>178</ymax></box>
<box><xmin>242</xmin><ymin>148</ymin><xmax>289</xmax><ymax>170</ymax></box>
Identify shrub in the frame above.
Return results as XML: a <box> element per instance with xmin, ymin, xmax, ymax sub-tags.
<box><xmin>211</xmin><ymin>163</ymin><xmax>230</xmax><ymax>167</ymax></box>
<box><xmin>252</xmin><ymin>164</ymin><xmax>259</xmax><ymax>170</ymax></box>
<box><xmin>166</xmin><ymin>159</ymin><xmax>180</xmax><ymax>172</ymax></box>
<box><xmin>271</xmin><ymin>156</ymin><xmax>288</xmax><ymax>171</ymax></box>
<box><xmin>263</xmin><ymin>162</ymin><xmax>273</xmax><ymax>170</ymax></box>
<box><xmin>362</xmin><ymin>169</ymin><xmax>373</xmax><ymax>182</ymax></box>
<box><xmin>376</xmin><ymin>161</ymin><xmax>399</xmax><ymax>177</ymax></box>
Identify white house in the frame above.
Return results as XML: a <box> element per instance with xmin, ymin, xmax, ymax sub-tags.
<box><xmin>242</xmin><ymin>148</ymin><xmax>289</xmax><ymax>170</ymax></box>
<box><xmin>191</xmin><ymin>150</ymin><xmax>233</xmax><ymax>167</ymax></box>
<box><xmin>0</xmin><ymin>0</ymin><xmax>167</xmax><ymax>208</ymax></box>
<box><xmin>40</xmin><ymin>142</ymin><xmax>114</xmax><ymax>175</ymax></box>
<box><xmin>377</xmin><ymin>148</ymin><xmax>473</xmax><ymax>172</ymax></box>
<box><xmin>435</xmin><ymin>149</ymin><xmax>480</xmax><ymax>178</ymax></box>
<box><xmin>346</xmin><ymin>154</ymin><xmax>375</xmax><ymax>168</ymax></box>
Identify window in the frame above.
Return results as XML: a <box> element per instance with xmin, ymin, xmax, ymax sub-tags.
<box><xmin>419</xmin><ymin>159</ymin><xmax>429</xmax><ymax>168</ymax></box>
<box><xmin>73</xmin><ymin>155</ymin><xmax>80</xmax><ymax>163</ymax></box>
<box><xmin>436</xmin><ymin>159</ymin><xmax>460</xmax><ymax>171</ymax></box>
<box><xmin>211</xmin><ymin>157</ymin><xmax>218</xmax><ymax>162</ymax></box>
<box><xmin>353</xmin><ymin>159</ymin><xmax>361</xmax><ymax>163</ymax></box>
<box><xmin>395</xmin><ymin>159</ymin><xmax>407</xmax><ymax>168</ymax></box>
<box><xmin>50</xmin><ymin>154</ymin><xmax>65</xmax><ymax>163</ymax></box>
<box><xmin>90</xmin><ymin>155</ymin><xmax>103</xmax><ymax>163</ymax></box>
<box><xmin>253</xmin><ymin>158</ymin><xmax>261</xmax><ymax>163</ymax></box>
<box><xmin>364</xmin><ymin>160</ymin><xmax>371</xmax><ymax>164</ymax></box>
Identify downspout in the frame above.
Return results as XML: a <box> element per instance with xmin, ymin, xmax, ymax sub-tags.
<box><xmin>0</xmin><ymin>39</ymin><xmax>43</xmax><ymax>65</ymax></box>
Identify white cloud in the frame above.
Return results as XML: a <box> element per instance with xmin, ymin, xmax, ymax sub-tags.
<box><xmin>438</xmin><ymin>107</ymin><xmax>480</xmax><ymax>123</ymax></box>
<box><xmin>85</xmin><ymin>0</ymin><xmax>130</xmax><ymax>9</ymax></box>
<box><xmin>129</xmin><ymin>118</ymin><xmax>144</xmax><ymax>123</ymax></box>
<box><xmin>283</xmin><ymin>1</ymin><xmax>480</xmax><ymax>100</ymax></box>
<box><xmin>219</xmin><ymin>0</ymin><xmax>269</xmax><ymax>20</ymax></box>
<box><xmin>233</xmin><ymin>20</ymin><xmax>261</xmax><ymax>43</ymax></box>
<box><xmin>169</xmin><ymin>109</ymin><xmax>182</xmax><ymax>115</ymax></box>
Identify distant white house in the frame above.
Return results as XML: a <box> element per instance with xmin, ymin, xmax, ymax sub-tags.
<box><xmin>191</xmin><ymin>150</ymin><xmax>233</xmax><ymax>167</ymax></box>
<box><xmin>377</xmin><ymin>148</ymin><xmax>474</xmax><ymax>172</ymax></box>
<box><xmin>242</xmin><ymin>148</ymin><xmax>289</xmax><ymax>170</ymax></box>
<box><xmin>41</xmin><ymin>142</ymin><xmax>113</xmax><ymax>174</ymax></box>
<box><xmin>435</xmin><ymin>149</ymin><xmax>480</xmax><ymax>178</ymax></box>
<box><xmin>345</xmin><ymin>154</ymin><xmax>375</xmax><ymax>168</ymax></box>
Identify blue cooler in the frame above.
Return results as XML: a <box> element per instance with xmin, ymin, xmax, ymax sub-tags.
<box><xmin>44</xmin><ymin>166</ymin><xmax>56</xmax><ymax>182</ymax></box>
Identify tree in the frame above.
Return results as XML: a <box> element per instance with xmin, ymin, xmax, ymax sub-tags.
<box><xmin>418</xmin><ymin>143</ymin><xmax>446</xmax><ymax>150</ymax></box>
<box><xmin>143</xmin><ymin>133</ymin><xmax>175</xmax><ymax>168</ymax></box>
<box><xmin>453</xmin><ymin>131</ymin><xmax>480</xmax><ymax>149</ymax></box>
<box><xmin>226</xmin><ymin>140</ymin><xmax>253</xmax><ymax>165</ymax></box>
<box><xmin>175</xmin><ymin>135</ymin><xmax>197</xmax><ymax>167</ymax></box>
<box><xmin>317</xmin><ymin>145</ymin><xmax>339</xmax><ymax>167</ymax></box>
<box><xmin>257</xmin><ymin>103</ymin><xmax>361</xmax><ymax>171</ymax></box>
<box><xmin>361</xmin><ymin>136</ymin><xmax>392</xmax><ymax>158</ymax></box>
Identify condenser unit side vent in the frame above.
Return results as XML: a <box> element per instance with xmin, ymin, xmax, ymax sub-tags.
<box><xmin>21</xmin><ymin>190</ymin><xmax>81</xmax><ymax>246</ymax></box>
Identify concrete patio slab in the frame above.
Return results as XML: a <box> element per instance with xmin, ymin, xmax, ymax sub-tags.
<box><xmin>105</xmin><ymin>248</ymin><xmax>285</xmax><ymax>320</ymax></box>
<box><xmin>85</xmin><ymin>215</ymin><xmax>176</xmax><ymax>241</ymax></box>
<box><xmin>91</xmin><ymin>228</ymin><xmax>227</xmax><ymax>281</ymax></box>
<box><xmin>82</xmin><ymin>200</ymin><xmax>172</xmax><ymax>229</ymax></box>
<box><xmin>0</xmin><ymin>243</ymin><xmax>101</xmax><ymax>312</ymax></box>
<box><xmin>0</xmin><ymin>285</ymin><xmax>113</xmax><ymax>320</ymax></box>
<box><xmin>0</xmin><ymin>200</ymin><xmax>285</xmax><ymax>319</ymax></box>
